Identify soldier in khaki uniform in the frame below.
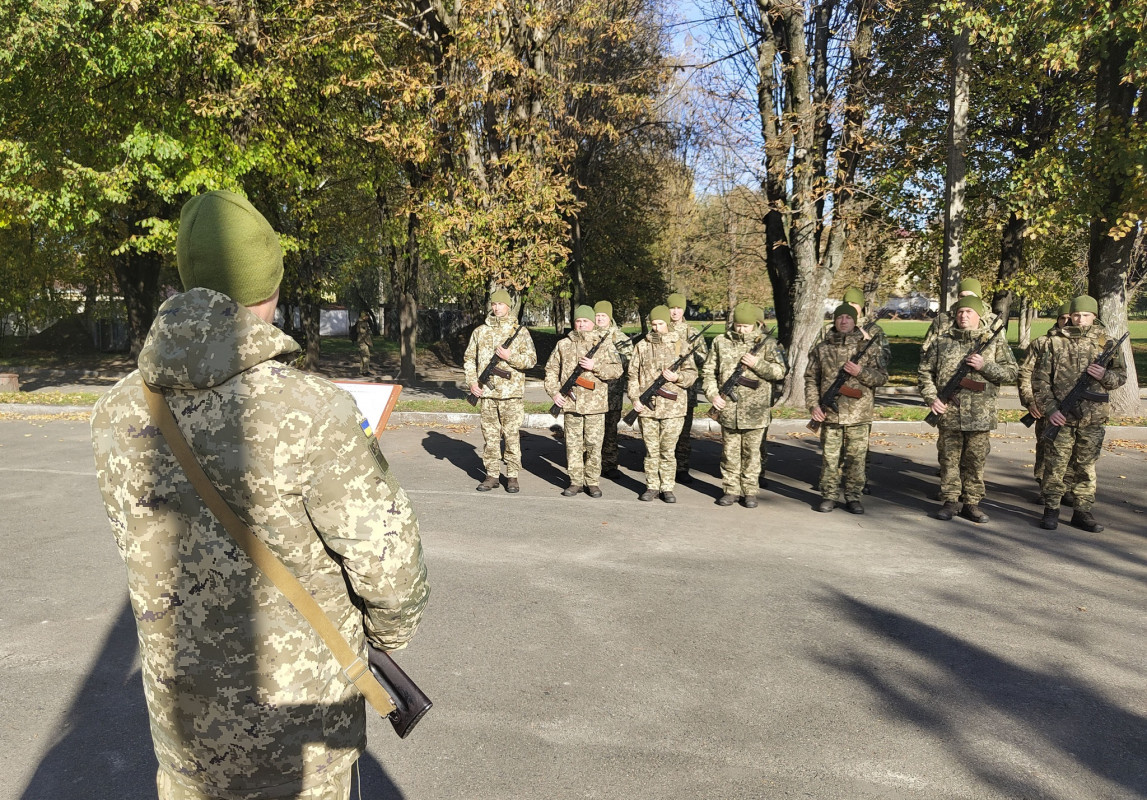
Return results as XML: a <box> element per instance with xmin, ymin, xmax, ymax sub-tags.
<box><xmin>918</xmin><ymin>296</ymin><xmax>1017</xmax><ymax>523</ymax></box>
<box><xmin>922</xmin><ymin>278</ymin><xmax>998</xmax><ymax>359</ymax></box>
<box><xmin>667</xmin><ymin>292</ymin><xmax>708</xmax><ymax>484</ymax></box>
<box><xmin>1032</xmin><ymin>295</ymin><xmax>1127</xmax><ymax>532</ymax></box>
<box><xmin>90</xmin><ymin>190</ymin><xmax>429</xmax><ymax>800</ymax></box>
<box><xmin>356</xmin><ymin>310</ymin><xmax>373</xmax><ymax>376</ymax></box>
<box><xmin>464</xmin><ymin>289</ymin><xmax>537</xmax><ymax>493</ymax></box>
<box><xmin>702</xmin><ymin>302</ymin><xmax>787</xmax><ymax>507</ymax></box>
<box><xmin>629</xmin><ymin>305</ymin><xmax>698</xmax><ymax>502</ymax></box>
<box><xmin>594</xmin><ymin>300</ymin><xmax>634</xmax><ymax>477</ymax></box>
<box><xmin>546</xmin><ymin>305</ymin><xmax>623</xmax><ymax>496</ymax></box>
<box><xmin>1019</xmin><ymin>300</ymin><xmax>1072</xmax><ymax>490</ymax></box>
<box><xmin>806</xmin><ymin>304</ymin><xmax>888</xmax><ymax>514</ymax></box>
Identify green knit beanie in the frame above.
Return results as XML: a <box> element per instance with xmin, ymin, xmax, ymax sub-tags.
<box><xmin>594</xmin><ymin>300</ymin><xmax>613</xmax><ymax>319</ymax></box>
<box><xmin>1070</xmin><ymin>295</ymin><xmax>1098</xmax><ymax>315</ymax></box>
<box><xmin>954</xmin><ymin>296</ymin><xmax>984</xmax><ymax>316</ymax></box>
<box><xmin>490</xmin><ymin>289</ymin><xmax>512</xmax><ymax>306</ymax></box>
<box><xmin>667</xmin><ymin>293</ymin><xmax>686</xmax><ymax>309</ymax></box>
<box><xmin>957</xmin><ymin>278</ymin><xmax>983</xmax><ymax>297</ymax></box>
<box><xmin>574</xmin><ymin>304</ymin><xmax>595</xmax><ymax>322</ymax></box>
<box><xmin>733</xmin><ymin>303</ymin><xmax>759</xmax><ymax>324</ymax></box>
<box><xmin>843</xmin><ymin>288</ymin><xmax>865</xmax><ymax>305</ymax></box>
<box><xmin>176</xmin><ymin>190</ymin><xmax>283</xmax><ymax>306</ymax></box>
<box><xmin>833</xmin><ymin>303</ymin><xmax>858</xmax><ymax>322</ymax></box>
<box><xmin>1057</xmin><ymin>300</ymin><xmax>1073</xmax><ymax>317</ymax></box>
<box><xmin>650</xmin><ymin>305</ymin><xmax>671</xmax><ymax>325</ymax></box>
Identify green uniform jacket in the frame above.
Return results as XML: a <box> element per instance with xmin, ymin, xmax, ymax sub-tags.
<box><xmin>598</xmin><ymin>321</ymin><xmax>634</xmax><ymax>411</ymax></box>
<box><xmin>543</xmin><ymin>329</ymin><xmax>623</xmax><ymax>415</ymax></box>
<box><xmin>804</xmin><ymin>328</ymin><xmax>888</xmax><ymax>425</ymax></box>
<box><xmin>1018</xmin><ymin>329</ymin><xmax>1056</xmax><ymax>409</ymax></box>
<box><xmin>812</xmin><ymin>317</ymin><xmax>890</xmax><ymax>371</ymax></box>
<box><xmin>671</xmin><ymin>319</ymin><xmax>708</xmax><ymax>399</ymax></box>
<box><xmin>1032</xmin><ymin>322</ymin><xmax>1127</xmax><ymax>426</ymax></box>
<box><xmin>463</xmin><ymin>314</ymin><xmax>538</xmax><ymax>399</ymax></box>
<box><xmin>701</xmin><ymin>330</ymin><xmax>787</xmax><ymax>429</ymax></box>
<box><xmin>90</xmin><ymin>289</ymin><xmax>429</xmax><ymax>798</ymax></box>
<box><xmin>628</xmin><ymin>331</ymin><xmax>698</xmax><ymax>419</ymax></box>
<box><xmin>918</xmin><ymin>322</ymin><xmax>1018</xmax><ymax>431</ymax></box>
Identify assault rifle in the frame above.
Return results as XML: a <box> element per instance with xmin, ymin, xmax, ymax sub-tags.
<box><xmin>924</xmin><ymin>320</ymin><xmax>1007</xmax><ymax>427</ymax></box>
<box><xmin>623</xmin><ymin>324</ymin><xmax>712</xmax><ymax>427</ymax></box>
<box><xmin>807</xmin><ymin>322</ymin><xmax>880</xmax><ymax>433</ymax></box>
<box><xmin>467</xmin><ymin>325</ymin><xmax>525</xmax><ymax>406</ymax></box>
<box><xmin>1023</xmin><ymin>331</ymin><xmax>1127</xmax><ymax>441</ymax></box>
<box><xmin>707</xmin><ymin>327</ymin><xmax>775</xmax><ymax>421</ymax></box>
<box><xmin>548</xmin><ymin>330</ymin><xmax>646</xmax><ymax>416</ymax></box>
<box><xmin>367</xmin><ymin>645</ymin><xmax>433</xmax><ymax>739</ymax></box>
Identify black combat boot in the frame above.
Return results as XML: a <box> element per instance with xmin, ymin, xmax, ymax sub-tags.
<box><xmin>717</xmin><ymin>494</ymin><xmax>738</xmax><ymax>506</ymax></box>
<box><xmin>561</xmin><ymin>485</ymin><xmax>579</xmax><ymax>497</ymax></box>
<box><xmin>936</xmin><ymin>501</ymin><xmax>960</xmax><ymax>520</ymax></box>
<box><xmin>505</xmin><ymin>477</ymin><xmax>520</xmax><ymax>493</ymax></box>
<box><xmin>961</xmin><ymin>504</ymin><xmax>989</xmax><ymax>524</ymax></box>
<box><xmin>585</xmin><ymin>485</ymin><xmax>602</xmax><ymax>498</ymax></box>
<box><xmin>1040</xmin><ymin>506</ymin><xmax>1059</xmax><ymax>530</ymax></box>
<box><xmin>1070</xmin><ymin>509</ymin><xmax>1104</xmax><ymax>533</ymax></box>
<box><xmin>476</xmin><ymin>475</ymin><xmax>500</xmax><ymax>492</ymax></box>
<box><xmin>639</xmin><ymin>489</ymin><xmax>657</xmax><ymax>502</ymax></box>
<box><xmin>661</xmin><ymin>491</ymin><xmax>677</xmax><ymax>503</ymax></box>
<box><xmin>816</xmin><ymin>499</ymin><xmax>835</xmax><ymax>513</ymax></box>
<box><xmin>741</xmin><ymin>494</ymin><xmax>758</xmax><ymax>509</ymax></box>
<box><xmin>845</xmin><ymin>500</ymin><xmax>864</xmax><ymax>515</ymax></box>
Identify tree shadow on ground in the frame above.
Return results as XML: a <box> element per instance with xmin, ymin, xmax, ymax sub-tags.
<box><xmin>820</xmin><ymin>591</ymin><xmax>1147</xmax><ymax>800</ymax></box>
<box><xmin>420</xmin><ymin>430</ymin><xmax>485</xmax><ymax>482</ymax></box>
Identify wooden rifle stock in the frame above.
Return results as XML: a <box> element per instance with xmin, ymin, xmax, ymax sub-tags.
<box><xmin>623</xmin><ymin>324</ymin><xmax>712</xmax><ymax>426</ymax></box>
<box><xmin>807</xmin><ymin>323</ymin><xmax>880</xmax><ymax>433</ymax></box>
<box><xmin>468</xmin><ymin>325</ymin><xmax>525</xmax><ymax>406</ymax></box>
<box><xmin>923</xmin><ymin>321</ymin><xmax>1006</xmax><ymax>427</ymax></box>
<box><xmin>1039</xmin><ymin>332</ymin><xmax>1127</xmax><ymax>442</ymax></box>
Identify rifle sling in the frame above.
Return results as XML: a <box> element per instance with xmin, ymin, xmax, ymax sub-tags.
<box><xmin>143</xmin><ymin>382</ymin><xmax>397</xmax><ymax>717</ymax></box>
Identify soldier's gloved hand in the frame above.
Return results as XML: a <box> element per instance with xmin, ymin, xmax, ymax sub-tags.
<box><xmin>495</xmin><ymin>345</ymin><xmax>511</xmax><ymax>360</ymax></box>
<box><xmin>470</xmin><ymin>383</ymin><xmax>484</xmax><ymax>398</ymax></box>
<box><xmin>1086</xmin><ymin>363</ymin><xmax>1106</xmax><ymax>380</ymax></box>
<box><xmin>1049</xmin><ymin>410</ymin><xmax>1067</xmax><ymax>427</ymax></box>
<box><xmin>661</xmin><ymin>368</ymin><xmax>678</xmax><ymax>382</ymax></box>
<box><xmin>1027</xmin><ymin>403</ymin><xmax>1043</xmax><ymax>419</ymax></box>
<box><xmin>552</xmin><ymin>393</ymin><xmax>566</xmax><ymax>408</ymax></box>
<box><xmin>740</xmin><ymin>353</ymin><xmax>759</xmax><ymax>368</ymax></box>
<box><xmin>811</xmin><ymin>406</ymin><xmax>826</xmax><ymax>422</ymax></box>
<box><xmin>930</xmin><ymin>398</ymin><xmax>948</xmax><ymax>416</ymax></box>
<box><xmin>710</xmin><ymin>395</ymin><xmax>726</xmax><ymax>411</ymax></box>
<box><xmin>965</xmin><ymin>353</ymin><xmax>984</xmax><ymax>371</ymax></box>
<box><xmin>579</xmin><ymin>356</ymin><xmax>595</xmax><ymax>370</ymax></box>
<box><xmin>843</xmin><ymin>360</ymin><xmax>861</xmax><ymax>376</ymax></box>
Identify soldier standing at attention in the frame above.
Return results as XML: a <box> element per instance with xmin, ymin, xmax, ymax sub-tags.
<box><xmin>356</xmin><ymin>310</ymin><xmax>373</xmax><ymax>376</ymax></box>
<box><xmin>922</xmin><ymin>278</ymin><xmax>997</xmax><ymax>359</ymax></box>
<box><xmin>919</xmin><ymin>296</ymin><xmax>1017</xmax><ymax>523</ymax></box>
<box><xmin>595</xmin><ymin>300</ymin><xmax>634</xmax><ymax>478</ymax></box>
<box><xmin>545</xmin><ymin>305</ymin><xmax>623</xmax><ymax>497</ymax></box>
<box><xmin>630</xmin><ymin>305</ymin><xmax>698</xmax><ymax>502</ymax></box>
<box><xmin>1032</xmin><ymin>295</ymin><xmax>1127</xmax><ymax>532</ymax></box>
<box><xmin>90</xmin><ymin>190</ymin><xmax>429</xmax><ymax>800</ymax></box>
<box><xmin>1018</xmin><ymin>300</ymin><xmax>1072</xmax><ymax>493</ymax></box>
<box><xmin>667</xmin><ymin>292</ymin><xmax>708</xmax><ymax>484</ymax></box>
<box><xmin>465</xmin><ymin>289</ymin><xmax>538</xmax><ymax>493</ymax></box>
<box><xmin>806</xmin><ymin>304</ymin><xmax>888</xmax><ymax>514</ymax></box>
<box><xmin>702</xmin><ymin>302</ymin><xmax>787</xmax><ymax>508</ymax></box>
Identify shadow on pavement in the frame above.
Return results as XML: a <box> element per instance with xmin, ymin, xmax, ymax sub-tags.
<box><xmin>420</xmin><ymin>429</ymin><xmax>485</xmax><ymax>482</ymax></box>
<box><xmin>520</xmin><ymin>429</ymin><xmax>571</xmax><ymax>488</ymax></box>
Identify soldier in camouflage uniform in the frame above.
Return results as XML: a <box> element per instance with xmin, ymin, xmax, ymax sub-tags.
<box><xmin>702</xmin><ymin>303</ymin><xmax>787</xmax><ymax>508</ymax></box>
<box><xmin>90</xmin><ymin>191</ymin><xmax>429</xmax><ymax>800</ymax></box>
<box><xmin>1018</xmin><ymin>300</ymin><xmax>1072</xmax><ymax>491</ymax></box>
<box><xmin>805</xmin><ymin>304</ymin><xmax>888</xmax><ymax>514</ymax></box>
<box><xmin>464</xmin><ymin>289</ymin><xmax>538</xmax><ymax>493</ymax></box>
<box><xmin>545</xmin><ymin>305</ymin><xmax>623</xmax><ymax>496</ymax></box>
<box><xmin>922</xmin><ymin>278</ymin><xmax>998</xmax><ymax>360</ymax></box>
<box><xmin>595</xmin><ymin>300</ymin><xmax>634</xmax><ymax>477</ymax></box>
<box><xmin>1032</xmin><ymin>295</ymin><xmax>1128</xmax><ymax>533</ymax></box>
<box><xmin>918</xmin><ymin>296</ymin><xmax>1017</xmax><ymax>523</ymax></box>
<box><xmin>629</xmin><ymin>305</ymin><xmax>699</xmax><ymax>502</ymax></box>
<box><xmin>355</xmin><ymin>310</ymin><xmax>373</xmax><ymax>376</ymax></box>
<box><xmin>667</xmin><ymin>293</ymin><xmax>708</xmax><ymax>484</ymax></box>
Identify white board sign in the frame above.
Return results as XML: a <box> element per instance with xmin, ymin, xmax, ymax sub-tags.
<box><xmin>333</xmin><ymin>381</ymin><xmax>403</xmax><ymax>437</ymax></box>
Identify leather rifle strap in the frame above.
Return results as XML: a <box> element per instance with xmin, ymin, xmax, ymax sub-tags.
<box><xmin>143</xmin><ymin>382</ymin><xmax>396</xmax><ymax>716</ymax></box>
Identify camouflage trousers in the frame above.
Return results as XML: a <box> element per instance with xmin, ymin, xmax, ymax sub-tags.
<box><xmin>937</xmin><ymin>429</ymin><xmax>990</xmax><ymax>505</ymax></box>
<box><xmin>564</xmin><ymin>412</ymin><xmax>606</xmax><ymax>487</ymax></box>
<box><xmin>157</xmin><ymin>763</ymin><xmax>354</xmax><ymax>800</ymax></box>
<box><xmin>358</xmin><ymin>344</ymin><xmax>370</xmax><ymax>375</ymax></box>
<box><xmin>640</xmin><ymin>415</ymin><xmax>685</xmax><ymax>491</ymax></box>
<box><xmin>480</xmin><ymin>397</ymin><xmax>524</xmax><ymax>478</ymax></box>
<box><xmin>720</xmin><ymin>426</ymin><xmax>766</xmax><ymax>496</ymax></box>
<box><xmin>1040</xmin><ymin>423</ymin><xmax>1104</xmax><ymax>511</ymax></box>
<box><xmin>602</xmin><ymin>407</ymin><xmax>622</xmax><ymax>472</ymax></box>
<box><xmin>1032</xmin><ymin>418</ymin><xmax>1078</xmax><ymax>492</ymax></box>
<box><xmin>674</xmin><ymin>396</ymin><xmax>695</xmax><ymax>471</ymax></box>
<box><xmin>819</xmin><ymin>423</ymin><xmax>870</xmax><ymax>502</ymax></box>
<box><xmin>759</xmin><ymin>428</ymin><xmax>770</xmax><ymax>478</ymax></box>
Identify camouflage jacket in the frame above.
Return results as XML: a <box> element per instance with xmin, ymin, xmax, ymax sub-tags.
<box><xmin>1018</xmin><ymin>328</ymin><xmax>1057</xmax><ymax>408</ymax></box>
<box><xmin>543</xmin><ymin>329</ymin><xmax>623</xmax><ymax>415</ymax></box>
<box><xmin>923</xmin><ymin>309</ymin><xmax>998</xmax><ymax>359</ymax></box>
<box><xmin>804</xmin><ymin>328</ymin><xmax>888</xmax><ymax>426</ymax></box>
<box><xmin>90</xmin><ymin>289</ymin><xmax>429</xmax><ymax>799</ymax></box>
<box><xmin>701</xmin><ymin>329</ymin><xmax>787</xmax><ymax>429</ymax></box>
<box><xmin>597</xmin><ymin>321</ymin><xmax>635</xmax><ymax>411</ymax></box>
<box><xmin>812</xmin><ymin>317</ymin><xmax>890</xmax><ymax>372</ymax></box>
<box><xmin>671</xmin><ymin>319</ymin><xmax>709</xmax><ymax>400</ymax></box>
<box><xmin>1032</xmin><ymin>322</ymin><xmax>1127</xmax><ymax>426</ymax></box>
<box><xmin>918</xmin><ymin>322</ymin><xmax>1017</xmax><ymax>431</ymax></box>
<box><xmin>628</xmin><ymin>330</ymin><xmax>698</xmax><ymax>419</ymax></box>
<box><xmin>463</xmin><ymin>313</ymin><xmax>537</xmax><ymax>399</ymax></box>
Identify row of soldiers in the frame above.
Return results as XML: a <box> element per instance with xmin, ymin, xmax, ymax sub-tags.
<box><xmin>462</xmin><ymin>284</ymin><xmax>1127</xmax><ymax>532</ymax></box>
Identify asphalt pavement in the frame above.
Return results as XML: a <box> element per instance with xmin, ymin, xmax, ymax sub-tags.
<box><xmin>2</xmin><ymin>417</ymin><xmax>1146</xmax><ymax>799</ymax></box>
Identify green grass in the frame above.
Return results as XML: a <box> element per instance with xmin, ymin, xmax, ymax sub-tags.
<box><xmin>0</xmin><ymin>390</ymin><xmax>102</xmax><ymax>406</ymax></box>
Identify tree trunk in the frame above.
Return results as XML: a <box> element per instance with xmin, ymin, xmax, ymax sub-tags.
<box><xmin>114</xmin><ymin>249</ymin><xmax>162</xmax><ymax>357</ymax></box>
<box><xmin>939</xmin><ymin>30</ymin><xmax>970</xmax><ymax>313</ymax></box>
<box><xmin>302</xmin><ymin>299</ymin><xmax>321</xmax><ymax>371</ymax></box>
<box><xmin>991</xmin><ymin>210</ymin><xmax>1026</xmax><ymax>326</ymax></box>
<box><xmin>1017</xmin><ymin>296</ymin><xmax>1032</xmax><ymax>350</ymax></box>
<box><xmin>398</xmin><ymin>211</ymin><xmax>420</xmax><ymax>384</ymax></box>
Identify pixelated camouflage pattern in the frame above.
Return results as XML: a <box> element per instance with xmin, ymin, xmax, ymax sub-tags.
<box><xmin>597</xmin><ymin>321</ymin><xmax>633</xmax><ymax>412</ymax></box>
<box><xmin>936</xmin><ymin>429</ymin><xmax>991</xmax><ymax>504</ymax></box>
<box><xmin>1018</xmin><ymin>330</ymin><xmax>1055</xmax><ymax>408</ymax></box>
<box><xmin>480</xmin><ymin>397</ymin><xmax>525</xmax><ymax>477</ymax></box>
<box><xmin>719</xmin><ymin>426</ymin><xmax>766</xmax><ymax>496</ymax></box>
<box><xmin>671</xmin><ymin>319</ymin><xmax>708</xmax><ymax>401</ymax></box>
<box><xmin>543</xmin><ymin>329</ymin><xmax>622</xmax><ymax>415</ymax></box>
<box><xmin>818</xmin><ymin>423</ymin><xmax>871</xmax><ymax>502</ymax></box>
<box><xmin>639</xmin><ymin>415</ymin><xmax>685</xmax><ymax>491</ymax></box>
<box><xmin>356</xmin><ymin>317</ymin><xmax>372</xmax><ymax>376</ymax></box>
<box><xmin>918</xmin><ymin>322</ymin><xmax>1017</xmax><ymax>431</ymax></box>
<box><xmin>1041</xmin><ymin>423</ymin><xmax>1105</xmax><ymax>511</ymax></box>
<box><xmin>1031</xmin><ymin>321</ymin><xmax>1127</xmax><ymax>427</ymax></box>
<box><xmin>602</xmin><ymin>408</ymin><xmax>622</xmax><ymax>472</ymax></box>
<box><xmin>812</xmin><ymin>317</ymin><xmax>890</xmax><ymax>372</ymax></box>
<box><xmin>702</xmin><ymin>330</ymin><xmax>787</xmax><ymax>430</ymax></box>
<box><xmin>628</xmin><ymin>331</ymin><xmax>698</xmax><ymax>419</ymax></box>
<box><xmin>464</xmin><ymin>313</ymin><xmax>537</xmax><ymax>399</ymax></box>
<box><xmin>922</xmin><ymin>309</ymin><xmax>998</xmax><ymax>359</ymax></box>
<box><xmin>803</xmin><ymin>328</ymin><xmax>887</xmax><ymax>425</ymax></box>
<box><xmin>90</xmin><ymin>289</ymin><xmax>428</xmax><ymax>800</ymax></box>
<box><xmin>563</xmin><ymin>412</ymin><xmax>606</xmax><ymax>486</ymax></box>
<box><xmin>157</xmin><ymin>762</ymin><xmax>353</xmax><ymax>800</ymax></box>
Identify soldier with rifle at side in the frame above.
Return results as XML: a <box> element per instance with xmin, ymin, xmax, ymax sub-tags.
<box><xmin>918</xmin><ymin>296</ymin><xmax>1017</xmax><ymax>523</ymax></box>
<box><xmin>628</xmin><ymin>305</ymin><xmax>699</xmax><ymax>503</ymax></box>
<box><xmin>594</xmin><ymin>300</ymin><xmax>635</xmax><ymax>478</ymax></box>
<box><xmin>1018</xmin><ymin>300</ymin><xmax>1072</xmax><ymax>496</ymax></box>
<box><xmin>806</xmin><ymin>304</ymin><xmax>888</xmax><ymax>514</ymax></box>
<box><xmin>545</xmin><ymin>305</ymin><xmax>623</xmax><ymax>497</ymax></box>
<box><xmin>702</xmin><ymin>302</ymin><xmax>787</xmax><ymax>508</ymax></box>
<box><xmin>667</xmin><ymin>292</ymin><xmax>708</xmax><ymax>485</ymax></box>
<box><xmin>464</xmin><ymin>289</ymin><xmax>537</xmax><ymax>493</ymax></box>
<box><xmin>1032</xmin><ymin>295</ymin><xmax>1127</xmax><ymax>532</ymax></box>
